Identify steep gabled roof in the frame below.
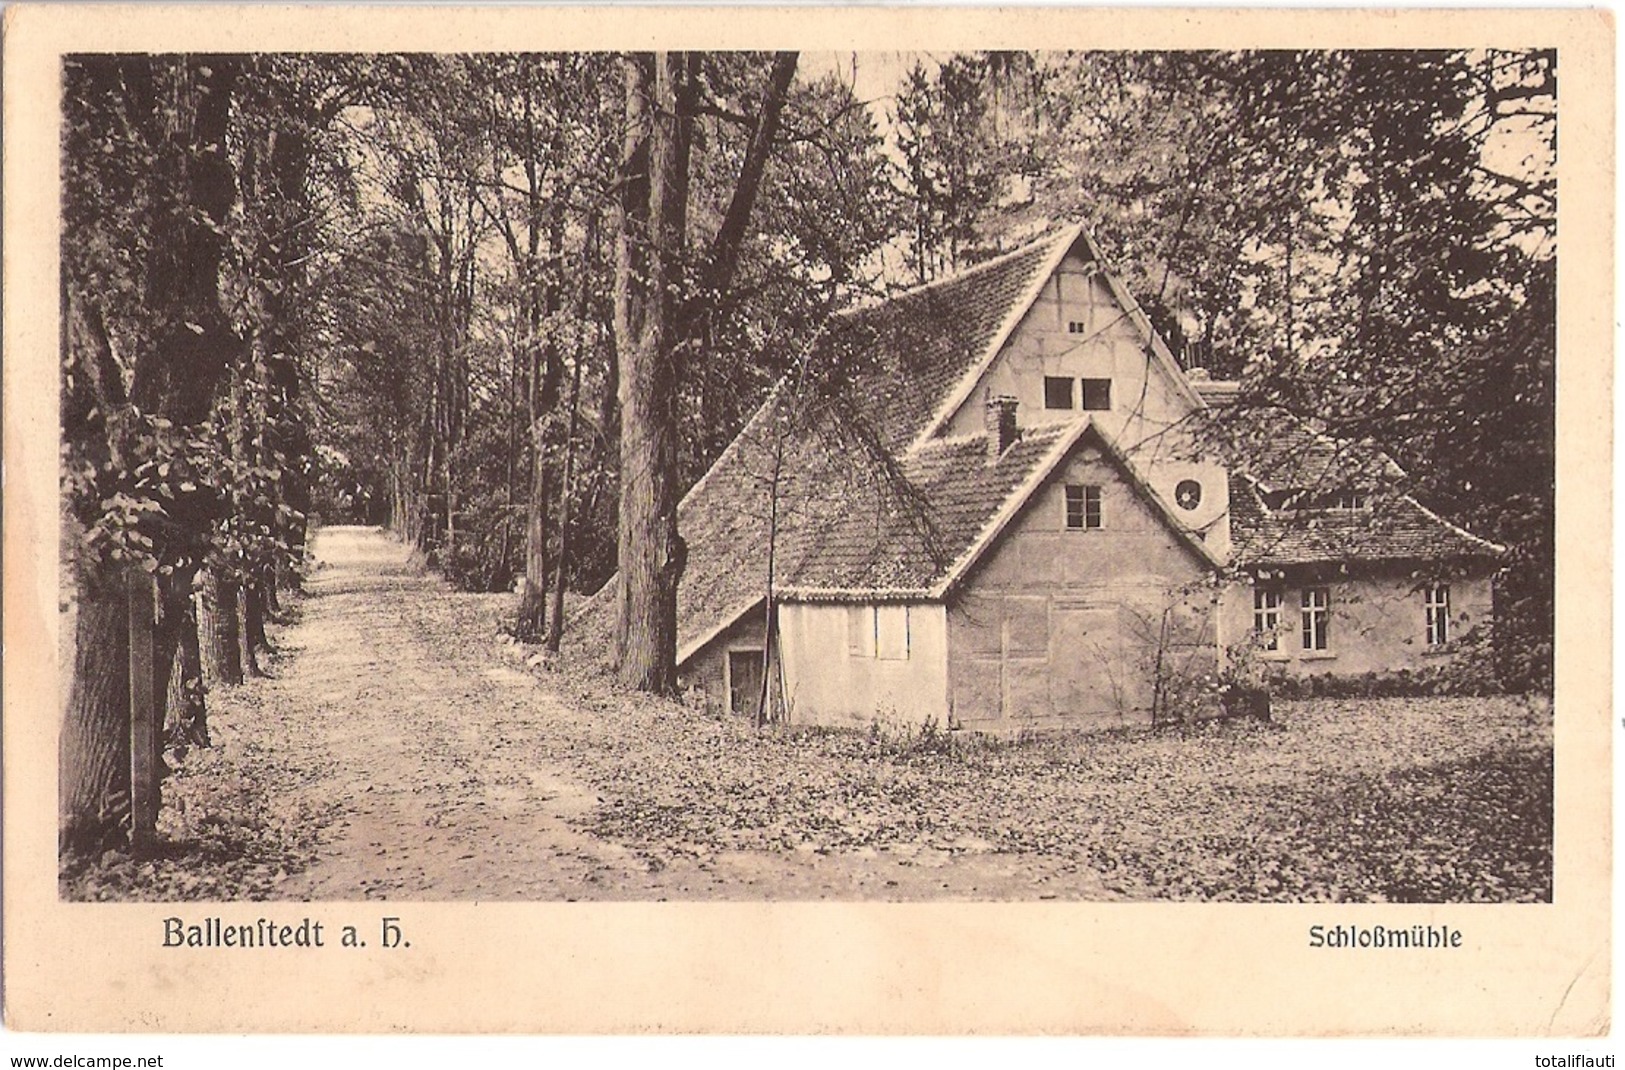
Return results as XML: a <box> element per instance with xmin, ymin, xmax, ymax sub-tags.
<box><xmin>908</xmin><ymin>224</ymin><xmax>1086</xmax><ymax>448</ymax></box>
<box><xmin>571</xmin><ymin>226</ymin><xmax>1085</xmax><ymax>667</ymax></box>
<box><xmin>779</xmin><ymin>423</ymin><xmax>1076</xmax><ymax>600</ymax></box>
<box><xmin>833</xmin><ymin>226</ymin><xmax>1083</xmax><ymax>453</ymax></box>
<box><xmin>780</xmin><ymin>415</ymin><xmax>1222</xmax><ymax>602</ymax></box>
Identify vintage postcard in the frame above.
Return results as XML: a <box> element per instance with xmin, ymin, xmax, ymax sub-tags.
<box><xmin>3</xmin><ymin>4</ymin><xmax>1611</xmax><ymax>1038</ymax></box>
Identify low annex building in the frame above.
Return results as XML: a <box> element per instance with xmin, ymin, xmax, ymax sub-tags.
<box><xmin>577</xmin><ymin>224</ymin><xmax>1504</xmax><ymax>730</ymax></box>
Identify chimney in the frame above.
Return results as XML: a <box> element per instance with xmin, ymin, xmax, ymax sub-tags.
<box><xmin>985</xmin><ymin>394</ymin><xmax>1019</xmax><ymax>462</ymax></box>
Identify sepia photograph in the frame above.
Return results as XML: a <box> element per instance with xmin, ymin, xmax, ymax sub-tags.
<box><xmin>5</xmin><ymin>4</ymin><xmax>1610</xmax><ymax>1039</ymax></box>
<box><xmin>55</xmin><ymin>46</ymin><xmax>1556</xmax><ymax>905</ymax></box>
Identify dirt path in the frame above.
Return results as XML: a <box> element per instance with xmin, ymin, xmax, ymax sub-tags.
<box><xmin>274</xmin><ymin>526</ymin><xmax>1115</xmax><ymax>900</ymax></box>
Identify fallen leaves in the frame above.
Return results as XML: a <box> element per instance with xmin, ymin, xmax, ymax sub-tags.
<box><xmin>528</xmin><ymin>632</ymin><xmax>1552</xmax><ymax>901</ymax></box>
<box><xmin>60</xmin><ymin>557</ymin><xmax>1553</xmax><ymax>904</ymax></box>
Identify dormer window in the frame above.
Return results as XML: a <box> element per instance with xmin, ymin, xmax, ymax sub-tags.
<box><xmin>1261</xmin><ymin>487</ymin><xmax>1369</xmax><ymax>512</ymax></box>
<box><xmin>1043</xmin><ymin>376</ymin><xmax>1074</xmax><ymax>410</ymax></box>
<box><xmin>1081</xmin><ymin>378</ymin><xmax>1112</xmax><ymax>411</ymax></box>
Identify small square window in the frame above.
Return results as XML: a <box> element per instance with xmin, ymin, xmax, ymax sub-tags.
<box><xmin>1043</xmin><ymin>376</ymin><xmax>1075</xmax><ymax>410</ymax></box>
<box><xmin>1081</xmin><ymin>378</ymin><xmax>1112</xmax><ymax>411</ymax></box>
<box><xmin>1065</xmin><ymin>484</ymin><xmax>1103</xmax><ymax>530</ymax></box>
<box><xmin>1067</xmin><ymin>321</ymin><xmax>1087</xmax><ymax>334</ymax></box>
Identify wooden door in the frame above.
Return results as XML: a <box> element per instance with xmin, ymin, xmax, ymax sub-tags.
<box><xmin>728</xmin><ymin>649</ymin><xmax>764</xmax><ymax>717</ymax></box>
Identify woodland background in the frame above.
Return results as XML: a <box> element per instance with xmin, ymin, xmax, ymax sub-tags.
<box><xmin>60</xmin><ymin>50</ymin><xmax>1555</xmax><ymax>855</ymax></box>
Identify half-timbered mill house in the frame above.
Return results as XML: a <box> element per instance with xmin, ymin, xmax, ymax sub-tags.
<box><xmin>577</xmin><ymin>223</ymin><xmax>1504</xmax><ymax>731</ymax></box>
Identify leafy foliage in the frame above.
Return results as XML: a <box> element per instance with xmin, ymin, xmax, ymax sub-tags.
<box><xmin>887</xmin><ymin>49</ymin><xmax>1555</xmax><ymax>690</ymax></box>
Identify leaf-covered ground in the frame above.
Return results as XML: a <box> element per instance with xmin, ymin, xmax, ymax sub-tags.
<box><xmin>62</xmin><ymin>527</ymin><xmax>1552</xmax><ymax>902</ymax></box>
<box><xmin>517</xmin><ymin>641</ymin><xmax>1553</xmax><ymax>902</ymax></box>
<box><xmin>59</xmin><ymin>631</ymin><xmax>343</xmax><ymax>902</ymax></box>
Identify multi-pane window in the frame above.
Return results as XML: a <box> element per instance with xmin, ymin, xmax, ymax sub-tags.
<box><xmin>1301</xmin><ymin>587</ymin><xmax>1330</xmax><ymax>651</ymax></box>
<box><xmin>1065</xmin><ymin>484</ymin><xmax>1103</xmax><ymax>530</ymax></box>
<box><xmin>1043</xmin><ymin>376</ymin><xmax>1075</xmax><ymax>410</ymax></box>
<box><xmin>1081</xmin><ymin>378</ymin><xmax>1113</xmax><ymax>411</ymax></box>
<box><xmin>1067</xmin><ymin>321</ymin><xmax>1087</xmax><ymax>334</ymax></box>
<box><xmin>1253</xmin><ymin>588</ymin><xmax>1282</xmax><ymax>650</ymax></box>
<box><xmin>1425</xmin><ymin>584</ymin><xmax>1451</xmax><ymax>647</ymax></box>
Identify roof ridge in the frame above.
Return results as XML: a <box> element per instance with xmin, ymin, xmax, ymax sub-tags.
<box><xmin>845</xmin><ymin>223</ymin><xmax>1080</xmax><ymax>314</ymax></box>
<box><xmin>907</xmin><ymin>223</ymin><xmax>1087</xmax><ymax>452</ymax></box>
<box><xmin>910</xmin><ymin>421</ymin><xmax>1072</xmax><ymax>454</ymax></box>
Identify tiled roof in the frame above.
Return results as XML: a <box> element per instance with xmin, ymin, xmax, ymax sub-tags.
<box><xmin>818</xmin><ymin>230</ymin><xmax>1074</xmax><ymax>454</ymax></box>
<box><xmin>783</xmin><ymin>424</ymin><xmax>1072</xmax><ymax>595</ymax></box>
<box><xmin>569</xmin><ymin>227</ymin><xmax>1083</xmax><ymax>665</ymax></box>
<box><xmin>1224</xmin><ymin>411</ymin><xmax>1504</xmax><ymax>568</ymax></box>
<box><xmin>1209</xmin><ymin>406</ymin><xmax>1403</xmax><ymax>494</ymax></box>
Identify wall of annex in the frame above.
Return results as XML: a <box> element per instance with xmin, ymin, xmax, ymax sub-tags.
<box><xmin>776</xmin><ymin>601</ymin><xmax>949</xmax><ymax>728</ymax></box>
<box><xmin>1218</xmin><ymin>571</ymin><xmax>1496</xmax><ymax>678</ymax></box>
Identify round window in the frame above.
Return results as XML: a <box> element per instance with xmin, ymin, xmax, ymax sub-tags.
<box><xmin>1175</xmin><ymin>479</ymin><xmax>1202</xmax><ymax>510</ymax></box>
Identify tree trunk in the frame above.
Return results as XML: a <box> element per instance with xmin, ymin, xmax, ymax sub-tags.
<box><xmin>58</xmin><ymin>568</ymin><xmax>176</xmax><ymax>855</ymax></box>
<box><xmin>613</xmin><ymin>52</ymin><xmax>691</xmax><ymax>694</ymax></box>
<box><xmin>199</xmin><ymin>568</ymin><xmax>243</xmax><ymax>688</ymax></box>
<box><xmin>60</xmin><ymin>58</ymin><xmax>241</xmax><ymax>854</ymax></box>
<box><xmin>516</xmin><ymin>203</ymin><xmax>570</xmax><ymax>638</ymax></box>
<box><xmin>240</xmin><ymin>583</ymin><xmax>266</xmax><ymax>677</ymax></box>
<box><xmin>546</xmin><ymin>355</ymin><xmax>586</xmax><ymax>654</ymax></box>
<box><xmin>165</xmin><ymin>591</ymin><xmax>209</xmax><ymax>748</ymax></box>
<box><xmin>59</xmin><ymin>591</ymin><xmax>133</xmax><ymax>854</ymax></box>
<box><xmin>514</xmin><ymin>424</ymin><xmax>550</xmax><ymax>639</ymax></box>
<box><xmin>756</xmin><ymin>441</ymin><xmax>784</xmax><ymax>727</ymax></box>
<box><xmin>607</xmin><ymin>51</ymin><xmax>797</xmax><ymax>690</ymax></box>
<box><xmin>545</xmin><ymin>218</ymin><xmax>598</xmax><ymax>654</ymax></box>
<box><xmin>245</xmin><ymin>574</ymin><xmax>271</xmax><ymax>654</ymax></box>
<box><xmin>703</xmin><ymin>52</ymin><xmax>798</xmax><ymax>296</ymax></box>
